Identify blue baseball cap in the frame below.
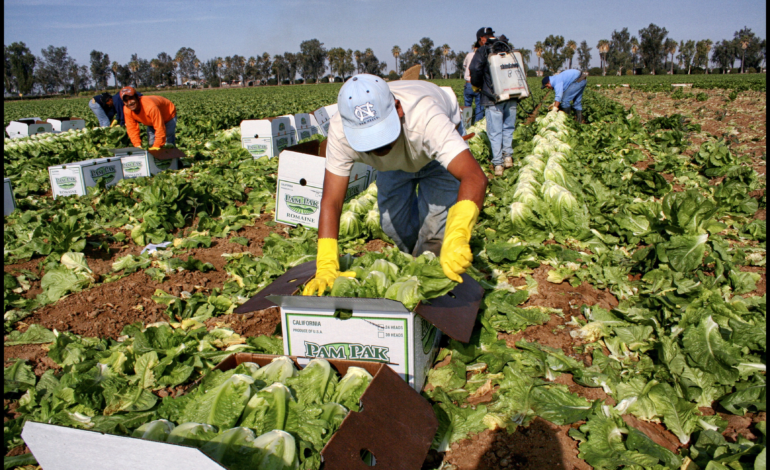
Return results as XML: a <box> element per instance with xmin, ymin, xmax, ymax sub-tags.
<box><xmin>338</xmin><ymin>74</ymin><xmax>400</xmax><ymax>152</ymax></box>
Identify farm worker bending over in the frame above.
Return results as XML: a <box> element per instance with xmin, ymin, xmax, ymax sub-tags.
<box><xmin>120</xmin><ymin>86</ymin><xmax>177</xmax><ymax>149</ymax></box>
<box><xmin>88</xmin><ymin>91</ymin><xmax>140</xmax><ymax>127</ymax></box>
<box><xmin>542</xmin><ymin>69</ymin><xmax>588</xmax><ymax>124</ymax></box>
<box><xmin>302</xmin><ymin>74</ymin><xmax>488</xmax><ymax>296</ymax></box>
<box><xmin>463</xmin><ymin>41</ymin><xmax>484</xmax><ymax>125</ymax></box>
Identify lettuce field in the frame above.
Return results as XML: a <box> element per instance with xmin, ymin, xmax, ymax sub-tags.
<box><xmin>4</xmin><ymin>74</ymin><xmax>766</xmax><ymax>470</ymax></box>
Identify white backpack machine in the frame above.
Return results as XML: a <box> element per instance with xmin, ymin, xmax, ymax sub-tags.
<box><xmin>487</xmin><ymin>42</ymin><xmax>530</xmax><ymax>102</ymax></box>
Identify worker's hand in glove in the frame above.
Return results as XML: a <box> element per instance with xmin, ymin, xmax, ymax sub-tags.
<box><xmin>552</xmin><ymin>101</ymin><xmax>561</xmax><ymax>111</ymax></box>
<box><xmin>109</xmin><ymin>120</ymin><xmax>119</xmax><ymax>127</ymax></box>
<box><xmin>302</xmin><ymin>238</ymin><xmax>357</xmax><ymax>296</ymax></box>
<box><xmin>148</xmin><ymin>147</ymin><xmax>161</xmax><ymax>151</ymax></box>
<box><xmin>472</xmin><ymin>85</ymin><xmax>481</xmax><ymax>93</ymax></box>
<box><xmin>440</xmin><ymin>200</ymin><xmax>480</xmax><ymax>283</ymax></box>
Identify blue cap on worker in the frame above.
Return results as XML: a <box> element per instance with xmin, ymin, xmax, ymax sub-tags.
<box><xmin>338</xmin><ymin>74</ymin><xmax>400</xmax><ymax>153</ymax></box>
<box><xmin>541</xmin><ymin>76</ymin><xmax>550</xmax><ymax>89</ymax></box>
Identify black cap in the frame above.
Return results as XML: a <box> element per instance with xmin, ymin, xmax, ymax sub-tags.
<box><xmin>100</xmin><ymin>92</ymin><xmax>112</xmax><ymax>101</ymax></box>
<box><xmin>541</xmin><ymin>76</ymin><xmax>550</xmax><ymax>89</ymax></box>
<box><xmin>476</xmin><ymin>27</ymin><xmax>495</xmax><ymax>41</ymax></box>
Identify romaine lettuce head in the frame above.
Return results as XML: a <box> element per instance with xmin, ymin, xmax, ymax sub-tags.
<box><xmin>320</xmin><ymin>402</ymin><xmax>349</xmax><ymax>431</ymax></box>
<box><xmin>346</xmin><ymin>198</ymin><xmax>370</xmax><ymax>216</ymax></box>
<box><xmin>339</xmin><ymin>211</ymin><xmax>363</xmax><ymax>240</ymax></box>
<box><xmin>233</xmin><ymin>362</ymin><xmax>261</xmax><ymax>380</ymax></box>
<box><xmin>518</xmin><ymin>166</ymin><xmax>543</xmax><ymax>181</ymax></box>
<box><xmin>331</xmin><ymin>367</ymin><xmax>373</xmax><ymax>412</ymax></box>
<box><xmin>510</xmin><ymin>202</ymin><xmax>539</xmax><ymax>231</ymax></box>
<box><xmin>253</xmin><ymin>356</ymin><xmax>298</xmax><ymax>385</ymax></box>
<box><xmin>384</xmin><ymin>276</ymin><xmax>422</xmax><ymax>310</ymax></box>
<box><xmin>363</xmin><ymin>270</ymin><xmax>391</xmax><ymax>297</ymax></box>
<box><xmin>252</xmin><ymin>430</ymin><xmax>298</xmax><ymax>470</ymax></box>
<box><xmin>543</xmin><ymin>161</ymin><xmax>567</xmax><ymax>187</ymax></box>
<box><xmin>167</xmin><ymin>422</ymin><xmax>218</xmax><ymax>448</ymax></box>
<box><xmin>367</xmin><ymin>258</ymin><xmax>399</xmax><ymax>281</ymax></box>
<box><xmin>541</xmin><ymin>181</ymin><xmax>569</xmax><ymax>204</ymax></box>
<box><xmin>522</xmin><ymin>154</ymin><xmax>545</xmax><ymax>171</ymax></box>
<box><xmin>201</xmin><ymin>427</ymin><xmax>257</xmax><ymax>467</ymax></box>
<box><xmin>364</xmin><ymin>182</ymin><xmax>378</xmax><ymax>197</ymax></box>
<box><xmin>132</xmin><ymin>419</ymin><xmax>175</xmax><ymax>442</ymax></box>
<box><xmin>330</xmin><ymin>276</ymin><xmax>360</xmax><ymax>297</ymax></box>
<box><xmin>182</xmin><ymin>374</ymin><xmax>254</xmax><ymax>429</ymax></box>
<box><xmin>240</xmin><ymin>382</ymin><xmax>294</xmax><ymax>433</ymax></box>
<box><xmin>286</xmin><ymin>358</ymin><xmax>338</xmax><ymax>405</ymax></box>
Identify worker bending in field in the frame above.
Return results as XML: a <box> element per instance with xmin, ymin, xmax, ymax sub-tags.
<box><xmin>542</xmin><ymin>69</ymin><xmax>588</xmax><ymax>124</ymax></box>
<box><xmin>88</xmin><ymin>91</ymin><xmax>140</xmax><ymax>127</ymax></box>
<box><xmin>302</xmin><ymin>74</ymin><xmax>488</xmax><ymax>295</ymax></box>
<box><xmin>120</xmin><ymin>86</ymin><xmax>177</xmax><ymax>149</ymax></box>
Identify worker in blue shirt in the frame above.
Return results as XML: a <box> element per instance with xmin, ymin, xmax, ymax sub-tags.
<box><xmin>88</xmin><ymin>91</ymin><xmax>140</xmax><ymax>127</ymax></box>
<box><xmin>542</xmin><ymin>69</ymin><xmax>588</xmax><ymax>124</ymax></box>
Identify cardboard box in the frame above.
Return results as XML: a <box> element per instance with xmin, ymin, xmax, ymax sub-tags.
<box><xmin>282</xmin><ymin>113</ymin><xmax>320</xmax><ymax>142</ymax></box>
<box><xmin>461</xmin><ymin>106</ymin><xmax>473</xmax><ymax>130</ymax></box>
<box><xmin>275</xmin><ymin>140</ymin><xmax>374</xmax><ymax>229</ymax></box>
<box><xmin>47</xmin><ymin>117</ymin><xmax>85</xmax><ymax>133</ymax></box>
<box><xmin>110</xmin><ymin>147</ymin><xmax>181</xmax><ymax>179</ymax></box>
<box><xmin>240</xmin><ymin>117</ymin><xmax>296</xmax><ymax>159</ymax></box>
<box><xmin>312</xmin><ymin>104</ymin><xmax>338</xmax><ymax>137</ymax></box>
<box><xmin>234</xmin><ymin>261</ymin><xmax>483</xmax><ymax>392</ymax></box>
<box><xmin>48</xmin><ymin>157</ymin><xmax>124</xmax><ymax>199</ymax></box>
<box><xmin>21</xmin><ymin>353</ymin><xmax>438</xmax><ymax>470</ymax></box>
<box><xmin>5</xmin><ymin>118</ymin><xmax>52</xmax><ymax>139</ymax></box>
<box><xmin>4</xmin><ymin>178</ymin><xmax>16</xmax><ymax>216</ymax></box>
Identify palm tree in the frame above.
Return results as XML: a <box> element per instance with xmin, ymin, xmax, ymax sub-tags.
<box><xmin>665</xmin><ymin>39</ymin><xmax>678</xmax><ymax>74</ymax></box>
<box><xmin>391</xmin><ymin>46</ymin><xmax>401</xmax><ymax>75</ymax></box>
<box><xmin>597</xmin><ymin>40</ymin><xmax>610</xmax><ymax>75</ymax></box>
<box><xmin>192</xmin><ymin>58</ymin><xmax>200</xmax><ymax>81</ymax></box>
<box><xmin>534</xmin><ymin>41</ymin><xmax>544</xmax><ymax>73</ymax></box>
<box><xmin>111</xmin><ymin>61</ymin><xmax>120</xmax><ymax>88</ymax></box>
<box><xmin>566</xmin><ymin>40</ymin><xmax>577</xmax><ymax>68</ymax></box>
<box><xmin>128</xmin><ymin>60</ymin><xmax>139</xmax><ymax>86</ymax></box>
<box><xmin>247</xmin><ymin>56</ymin><xmax>256</xmax><ymax>81</ymax></box>
<box><xmin>704</xmin><ymin>39</ymin><xmax>713</xmax><ymax>74</ymax></box>
<box><xmin>740</xmin><ymin>37</ymin><xmax>749</xmax><ymax>73</ymax></box>
<box><xmin>441</xmin><ymin>44</ymin><xmax>451</xmax><ymax>78</ymax></box>
<box><xmin>630</xmin><ymin>38</ymin><xmax>639</xmax><ymax>74</ymax></box>
<box><xmin>353</xmin><ymin>50</ymin><xmax>362</xmax><ymax>74</ymax></box>
<box><xmin>216</xmin><ymin>57</ymin><xmax>223</xmax><ymax>83</ymax></box>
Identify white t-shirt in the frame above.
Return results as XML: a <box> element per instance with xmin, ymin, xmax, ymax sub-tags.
<box><xmin>463</xmin><ymin>50</ymin><xmax>476</xmax><ymax>82</ymax></box>
<box><xmin>325</xmin><ymin>80</ymin><xmax>469</xmax><ymax>177</ymax></box>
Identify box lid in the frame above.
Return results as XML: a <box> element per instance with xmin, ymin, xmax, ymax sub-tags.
<box><xmin>234</xmin><ymin>261</ymin><xmax>481</xmax><ymax>343</ymax></box>
<box><xmin>108</xmin><ymin>147</ymin><xmax>146</xmax><ymax>156</ymax></box>
<box><xmin>149</xmin><ymin>147</ymin><xmax>187</xmax><ymax>161</ymax></box>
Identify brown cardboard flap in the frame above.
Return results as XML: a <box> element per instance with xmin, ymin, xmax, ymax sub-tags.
<box><xmin>233</xmin><ymin>261</ymin><xmax>316</xmax><ymax>314</ymax></box>
<box><xmin>148</xmin><ymin>148</ymin><xmax>187</xmax><ymax>161</ymax></box>
<box><xmin>321</xmin><ymin>363</ymin><xmax>438</xmax><ymax>469</ymax></box>
<box><xmin>414</xmin><ymin>273</ymin><xmax>483</xmax><ymax>343</ymax></box>
<box><xmin>283</xmin><ymin>138</ymin><xmax>328</xmax><ymax>158</ymax></box>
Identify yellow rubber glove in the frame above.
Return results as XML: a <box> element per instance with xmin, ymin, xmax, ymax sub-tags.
<box><xmin>302</xmin><ymin>238</ymin><xmax>357</xmax><ymax>296</ymax></box>
<box><xmin>110</xmin><ymin>120</ymin><xmax>118</xmax><ymax>127</ymax></box>
<box><xmin>149</xmin><ymin>147</ymin><xmax>161</xmax><ymax>151</ymax></box>
<box><xmin>440</xmin><ymin>200</ymin><xmax>480</xmax><ymax>283</ymax></box>
<box><xmin>472</xmin><ymin>85</ymin><xmax>481</xmax><ymax>93</ymax></box>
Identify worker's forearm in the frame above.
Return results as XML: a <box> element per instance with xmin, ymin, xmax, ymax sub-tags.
<box><xmin>318</xmin><ymin>197</ymin><xmax>343</xmax><ymax>239</ymax></box>
<box><xmin>457</xmin><ymin>174</ymin><xmax>487</xmax><ymax>211</ymax></box>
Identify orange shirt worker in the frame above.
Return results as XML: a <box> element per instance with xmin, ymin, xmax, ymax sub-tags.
<box><xmin>120</xmin><ymin>86</ymin><xmax>177</xmax><ymax>150</ymax></box>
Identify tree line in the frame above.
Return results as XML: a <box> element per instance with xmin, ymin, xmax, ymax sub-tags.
<box><xmin>532</xmin><ymin>25</ymin><xmax>766</xmax><ymax>76</ymax></box>
<box><xmin>4</xmin><ymin>25</ymin><xmax>766</xmax><ymax>96</ymax></box>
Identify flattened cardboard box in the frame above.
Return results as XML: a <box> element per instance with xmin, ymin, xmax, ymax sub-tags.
<box><xmin>110</xmin><ymin>147</ymin><xmax>181</xmax><ymax>179</ymax></box>
<box><xmin>240</xmin><ymin>116</ymin><xmax>296</xmax><ymax>159</ymax></box>
<box><xmin>4</xmin><ymin>178</ymin><xmax>17</xmax><ymax>216</ymax></box>
<box><xmin>47</xmin><ymin>117</ymin><xmax>85</xmax><ymax>133</ymax></box>
<box><xmin>48</xmin><ymin>157</ymin><xmax>124</xmax><ymax>199</ymax></box>
<box><xmin>275</xmin><ymin>140</ymin><xmax>374</xmax><ymax>229</ymax></box>
<box><xmin>461</xmin><ymin>106</ymin><xmax>473</xmax><ymax>130</ymax></box>
<box><xmin>6</xmin><ymin>118</ymin><xmax>52</xmax><ymax>139</ymax></box>
<box><xmin>235</xmin><ymin>261</ymin><xmax>483</xmax><ymax>392</ymax></box>
<box><xmin>21</xmin><ymin>353</ymin><xmax>438</xmax><ymax>470</ymax></box>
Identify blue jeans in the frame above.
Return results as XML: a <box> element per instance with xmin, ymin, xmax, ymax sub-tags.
<box><xmin>147</xmin><ymin>116</ymin><xmax>177</xmax><ymax>146</ymax></box>
<box><xmin>377</xmin><ymin>160</ymin><xmax>461</xmax><ymax>257</ymax></box>
<box><xmin>89</xmin><ymin>100</ymin><xmax>111</xmax><ymax>127</ymax></box>
<box><xmin>559</xmin><ymin>79</ymin><xmax>587</xmax><ymax>111</ymax></box>
<box><xmin>485</xmin><ymin>100</ymin><xmax>517</xmax><ymax>166</ymax></box>
<box><xmin>463</xmin><ymin>82</ymin><xmax>484</xmax><ymax>124</ymax></box>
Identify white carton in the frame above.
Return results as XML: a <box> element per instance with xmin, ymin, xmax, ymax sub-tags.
<box><xmin>461</xmin><ymin>106</ymin><xmax>473</xmax><ymax>130</ymax></box>
<box><xmin>5</xmin><ymin>118</ymin><xmax>52</xmax><ymax>139</ymax></box>
<box><xmin>275</xmin><ymin>141</ymin><xmax>373</xmax><ymax>228</ymax></box>
<box><xmin>273</xmin><ymin>295</ymin><xmax>441</xmax><ymax>391</ymax></box>
<box><xmin>47</xmin><ymin>117</ymin><xmax>85</xmax><ymax>133</ymax></box>
<box><xmin>282</xmin><ymin>113</ymin><xmax>319</xmax><ymax>142</ymax></box>
<box><xmin>4</xmin><ymin>178</ymin><xmax>17</xmax><ymax>216</ymax></box>
<box><xmin>312</xmin><ymin>104</ymin><xmax>338</xmax><ymax>136</ymax></box>
<box><xmin>48</xmin><ymin>157</ymin><xmax>124</xmax><ymax>199</ymax></box>
<box><xmin>110</xmin><ymin>147</ymin><xmax>179</xmax><ymax>179</ymax></box>
<box><xmin>240</xmin><ymin>117</ymin><xmax>296</xmax><ymax>159</ymax></box>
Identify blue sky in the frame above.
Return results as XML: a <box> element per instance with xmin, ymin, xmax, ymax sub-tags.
<box><xmin>4</xmin><ymin>0</ymin><xmax>766</xmax><ymax>73</ymax></box>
